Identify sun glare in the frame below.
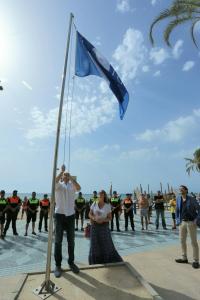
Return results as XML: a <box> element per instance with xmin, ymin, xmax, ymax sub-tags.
<box><xmin>0</xmin><ymin>22</ymin><xmax>16</xmax><ymax>73</ymax></box>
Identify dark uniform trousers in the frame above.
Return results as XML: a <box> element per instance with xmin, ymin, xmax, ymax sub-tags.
<box><xmin>39</xmin><ymin>210</ymin><xmax>48</xmax><ymax>231</ymax></box>
<box><xmin>111</xmin><ymin>210</ymin><xmax>120</xmax><ymax>230</ymax></box>
<box><xmin>54</xmin><ymin>213</ymin><xmax>75</xmax><ymax>267</ymax></box>
<box><xmin>4</xmin><ymin>211</ymin><xmax>18</xmax><ymax>234</ymax></box>
<box><xmin>124</xmin><ymin>209</ymin><xmax>134</xmax><ymax>230</ymax></box>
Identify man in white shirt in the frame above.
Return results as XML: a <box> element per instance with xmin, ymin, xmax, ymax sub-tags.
<box><xmin>54</xmin><ymin>165</ymin><xmax>81</xmax><ymax>278</ymax></box>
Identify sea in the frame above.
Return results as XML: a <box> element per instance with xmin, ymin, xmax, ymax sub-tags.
<box><xmin>5</xmin><ymin>193</ymin><xmax>128</xmax><ymax>202</ymax></box>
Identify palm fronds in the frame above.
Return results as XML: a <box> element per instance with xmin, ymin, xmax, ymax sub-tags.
<box><xmin>185</xmin><ymin>148</ymin><xmax>200</xmax><ymax>175</ymax></box>
<box><xmin>150</xmin><ymin>0</ymin><xmax>200</xmax><ymax>47</ymax></box>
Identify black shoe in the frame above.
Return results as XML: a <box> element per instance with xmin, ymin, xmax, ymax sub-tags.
<box><xmin>69</xmin><ymin>263</ymin><xmax>79</xmax><ymax>274</ymax></box>
<box><xmin>24</xmin><ymin>232</ymin><xmax>28</xmax><ymax>236</ymax></box>
<box><xmin>163</xmin><ymin>227</ymin><xmax>168</xmax><ymax>230</ymax></box>
<box><xmin>156</xmin><ymin>226</ymin><xmax>159</xmax><ymax>230</ymax></box>
<box><xmin>45</xmin><ymin>229</ymin><xmax>48</xmax><ymax>232</ymax></box>
<box><xmin>54</xmin><ymin>266</ymin><xmax>62</xmax><ymax>278</ymax></box>
<box><xmin>38</xmin><ymin>229</ymin><xmax>41</xmax><ymax>233</ymax></box>
<box><xmin>75</xmin><ymin>228</ymin><xmax>78</xmax><ymax>231</ymax></box>
<box><xmin>132</xmin><ymin>228</ymin><xmax>135</xmax><ymax>232</ymax></box>
<box><xmin>125</xmin><ymin>228</ymin><xmax>128</xmax><ymax>231</ymax></box>
<box><xmin>13</xmin><ymin>232</ymin><xmax>19</xmax><ymax>236</ymax></box>
<box><xmin>192</xmin><ymin>262</ymin><xmax>199</xmax><ymax>269</ymax></box>
<box><xmin>175</xmin><ymin>258</ymin><xmax>188</xmax><ymax>264</ymax></box>
<box><xmin>32</xmin><ymin>231</ymin><xmax>36</xmax><ymax>235</ymax></box>
<box><xmin>1</xmin><ymin>234</ymin><xmax>4</xmax><ymax>240</ymax></box>
<box><xmin>117</xmin><ymin>229</ymin><xmax>121</xmax><ymax>232</ymax></box>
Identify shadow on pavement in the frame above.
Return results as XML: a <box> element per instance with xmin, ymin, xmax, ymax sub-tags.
<box><xmin>60</xmin><ymin>271</ymin><xmax>150</xmax><ymax>300</ymax></box>
<box><xmin>152</xmin><ymin>284</ymin><xmax>196</xmax><ymax>300</ymax></box>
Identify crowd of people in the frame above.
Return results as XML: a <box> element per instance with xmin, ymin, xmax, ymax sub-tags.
<box><xmin>0</xmin><ymin>188</ymin><xmax>192</xmax><ymax>238</ymax></box>
<box><xmin>1</xmin><ymin>167</ymin><xmax>200</xmax><ymax>277</ymax></box>
<box><xmin>0</xmin><ymin>190</ymin><xmax>50</xmax><ymax>238</ymax></box>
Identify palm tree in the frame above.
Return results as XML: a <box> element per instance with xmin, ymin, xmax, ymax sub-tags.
<box><xmin>149</xmin><ymin>0</ymin><xmax>200</xmax><ymax>47</ymax></box>
<box><xmin>185</xmin><ymin>148</ymin><xmax>200</xmax><ymax>175</ymax></box>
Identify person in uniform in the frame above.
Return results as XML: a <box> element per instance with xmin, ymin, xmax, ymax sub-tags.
<box><xmin>24</xmin><ymin>192</ymin><xmax>39</xmax><ymax>236</ymax></box>
<box><xmin>75</xmin><ymin>192</ymin><xmax>86</xmax><ymax>231</ymax></box>
<box><xmin>0</xmin><ymin>190</ymin><xmax>8</xmax><ymax>239</ymax></box>
<box><xmin>85</xmin><ymin>191</ymin><xmax>98</xmax><ymax>219</ymax></box>
<box><xmin>122</xmin><ymin>193</ymin><xmax>135</xmax><ymax>231</ymax></box>
<box><xmin>89</xmin><ymin>191</ymin><xmax>98</xmax><ymax>206</ymax></box>
<box><xmin>38</xmin><ymin>194</ymin><xmax>50</xmax><ymax>232</ymax></box>
<box><xmin>4</xmin><ymin>190</ymin><xmax>21</xmax><ymax>236</ymax></box>
<box><xmin>110</xmin><ymin>191</ymin><xmax>121</xmax><ymax>232</ymax></box>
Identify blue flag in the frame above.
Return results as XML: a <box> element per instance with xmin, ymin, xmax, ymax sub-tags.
<box><xmin>75</xmin><ymin>31</ymin><xmax>129</xmax><ymax>120</ymax></box>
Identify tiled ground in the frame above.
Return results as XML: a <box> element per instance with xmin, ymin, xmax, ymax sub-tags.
<box><xmin>0</xmin><ymin>210</ymin><xmax>198</xmax><ymax>277</ymax></box>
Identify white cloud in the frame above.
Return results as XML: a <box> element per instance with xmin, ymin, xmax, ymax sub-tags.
<box><xmin>151</xmin><ymin>0</ymin><xmax>157</xmax><ymax>5</ymax></box>
<box><xmin>93</xmin><ymin>36</ymin><xmax>101</xmax><ymax>47</ymax></box>
<box><xmin>73</xmin><ymin>144</ymin><xmax>121</xmax><ymax>162</ymax></box>
<box><xmin>153</xmin><ymin>70</ymin><xmax>161</xmax><ymax>77</ymax></box>
<box><xmin>113</xmin><ymin>27</ymin><xmax>147</xmax><ymax>81</ymax></box>
<box><xmin>120</xmin><ymin>147</ymin><xmax>160</xmax><ymax>160</ymax></box>
<box><xmin>99</xmin><ymin>81</ymin><xmax>109</xmax><ymax>94</ymax></box>
<box><xmin>22</xmin><ymin>80</ymin><xmax>33</xmax><ymax>90</ymax></box>
<box><xmin>26</xmin><ymin>79</ymin><xmax>117</xmax><ymax>140</ymax></box>
<box><xmin>142</xmin><ymin>65</ymin><xmax>149</xmax><ymax>72</ymax></box>
<box><xmin>182</xmin><ymin>60</ymin><xmax>195</xmax><ymax>71</ymax></box>
<box><xmin>116</xmin><ymin>0</ymin><xmax>131</xmax><ymax>13</ymax></box>
<box><xmin>194</xmin><ymin>108</ymin><xmax>200</xmax><ymax>117</ymax></box>
<box><xmin>136</xmin><ymin>109</ymin><xmax>200</xmax><ymax>143</ymax></box>
<box><xmin>172</xmin><ymin>40</ymin><xmax>183</xmax><ymax>59</ymax></box>
<box><xmin>149</xmin><ymin>47</ymin><xmax>169</xmax><ymax>65</ymax></box>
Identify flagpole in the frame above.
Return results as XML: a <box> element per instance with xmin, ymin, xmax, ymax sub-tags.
<box><xmin>160</xmin><ymin>182</ymin><xmax>163</xmax><ymax>193</ymax></box>
<box><xmin>34</xmin><ymin>12</ymin><xmax>74</xmax><ymax>299</ymax></box>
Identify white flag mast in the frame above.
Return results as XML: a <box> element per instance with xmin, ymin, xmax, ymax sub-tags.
<box><xmin>34</xmin><ymin>12</ymin><xmax>74</xmax><ymax>299</ymax></box>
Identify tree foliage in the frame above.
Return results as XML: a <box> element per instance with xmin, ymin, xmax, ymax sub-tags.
<box><xmin>150</xmin><ymin>0</ymin><xmax>200</xmax><ymax>47</ymax></box>
<box><xmin>185</xmin><ymin>148</ymin><xmax>200</xmax><ymax>175</ymax></box>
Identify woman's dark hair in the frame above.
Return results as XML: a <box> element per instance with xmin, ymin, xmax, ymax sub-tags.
<box><xmin>99</xmin><ymin>190</ymin><xmax>109</xmax><ymax>203</ymax></box>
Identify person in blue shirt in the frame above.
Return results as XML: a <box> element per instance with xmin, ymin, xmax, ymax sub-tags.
<box><xmin>175</xmin><ymin>185</ymin><xmax>200</xmax><ymax>269</ymax></box>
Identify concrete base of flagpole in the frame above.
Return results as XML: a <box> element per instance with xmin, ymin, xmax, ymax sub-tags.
<box><xmin>13</xmin><ymin>262</ymin><xmax>161</xmax><ymax>300</ymax></box>
<box><xmin>33</xmin><ymin>280</ymin><xmax>61</xmax><ymax>299</ymax></box>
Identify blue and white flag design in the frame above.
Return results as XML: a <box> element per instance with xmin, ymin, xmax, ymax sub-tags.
<box><xmin>75</xmin><ymin>31</ymin><xmax>129</xmax><ymax>120</ymax></box>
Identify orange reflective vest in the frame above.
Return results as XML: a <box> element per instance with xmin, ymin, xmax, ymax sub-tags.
<box><xmin>9</xmin><ymin>196</ymin><xmax>20</xmax><ymax>204</ymax></box>
<box><xmin>40</xmin><ymin>199</ymin><xmax>50</xmax><ymax>207</ymax></box>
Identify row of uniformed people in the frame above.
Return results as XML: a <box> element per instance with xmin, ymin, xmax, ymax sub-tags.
<box><xmin>0</xmin><ymin>190</ymin><xmax>50</xmax><ymax>239</ymax></box>
<box><xmin>74</xmin><ymin>191</ymin><xmax>135</xmax><ymax>232</ymax></box>
<box><xmin>0</xmin><ymin>189</ymin><xmax>135</xmax><ymax>237</ymax></box>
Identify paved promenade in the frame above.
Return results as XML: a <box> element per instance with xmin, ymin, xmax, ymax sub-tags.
<box><xmin>0</xmin><ymin>211</ymin><xmax>181</xmax><ymax>276</ymax></box>
<box><xmin>1</xmin><ymin>211</ymin><xmax>200</xmax><ymax>299</ymax></box>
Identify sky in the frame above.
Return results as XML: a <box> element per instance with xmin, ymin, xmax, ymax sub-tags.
<box><xmin>0</xmin><ymin>0</ymin><xmax>200</xmax><ymax>194</ymax></box>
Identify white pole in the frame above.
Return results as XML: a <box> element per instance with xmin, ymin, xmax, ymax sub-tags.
<box><xmin>45</xmin><ymin>12</ymin><xmax>74</xmax><ymax>288</ymax></box>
